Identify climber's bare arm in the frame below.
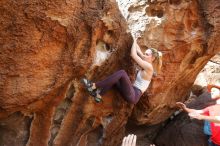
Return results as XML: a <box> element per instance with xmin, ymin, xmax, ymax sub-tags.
<box><xmin>131</xmin><ymin>40</ymin><xmax>153</xmax><ymax>72</ymax></box>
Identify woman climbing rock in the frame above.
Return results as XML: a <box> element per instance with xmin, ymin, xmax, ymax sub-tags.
<box><xmin>82</xmin><ymin>39</ymin><xmax>162</xmax><ymax>103</ymax></box>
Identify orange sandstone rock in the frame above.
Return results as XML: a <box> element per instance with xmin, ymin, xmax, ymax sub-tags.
<box><xmin>0</xmin><ymin>0</ymin><xmax>220</xmax><ymax>146</ymax></box>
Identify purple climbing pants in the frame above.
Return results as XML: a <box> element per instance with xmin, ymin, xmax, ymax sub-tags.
<box><xmin>95</xmin><ymin>70</ymin><xmax>142</xmax><ymax>104</ymax></box>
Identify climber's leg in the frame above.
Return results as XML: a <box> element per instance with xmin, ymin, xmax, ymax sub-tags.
<box><xmin>95</xmin><ymin>70</ymin><xmax>142</xmax><ymax>103</ymax></box>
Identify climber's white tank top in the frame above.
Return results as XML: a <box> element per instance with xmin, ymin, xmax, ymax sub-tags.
<box><xmin>133</xmin><ymin>71</ymin><xmax>151</xmax><ymax>93</ymax></box>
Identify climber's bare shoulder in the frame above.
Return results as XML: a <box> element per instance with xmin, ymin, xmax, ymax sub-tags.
<box><xmin>140</xmin><ymin>69</ymin><xmax>153</xmax><ymax>81</ymax></box>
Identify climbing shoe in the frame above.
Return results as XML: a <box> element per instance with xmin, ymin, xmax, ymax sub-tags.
<box><xmin>94</xmin><ymin>97</ymin><xmax>102</xmax><ymax>103</ymax></box>
<box><xmin>81</xmin><ymin>78</ymin><xmax>103</xmax><ymax>103</ymax></box>
<box><xmin>94</xmin><ymin>89</ymin><xmax>102</xmax><ymax>103</ymax></box>
<box><xmin>81</xmin><ymin>78</ymin><xmax>95</xmax><ymax>93</ymax></box>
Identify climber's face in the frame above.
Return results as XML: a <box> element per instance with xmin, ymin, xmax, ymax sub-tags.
<box><xmin>145</xmin><ymin>49</ymin><xmax>153</xmax><ymax>57</ymax></box>
<box><xmin>143</xmin><ymin>49</ymin><xmax>155</xmax><ymax>62</ymax></box>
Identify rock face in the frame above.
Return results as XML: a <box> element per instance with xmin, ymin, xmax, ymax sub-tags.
<box><xmin>0</xmin><ymin>0</ymin><xmax>134</xmax><ymax>145</ymax></box>
<box><xmin>194</xmin><ymin>54</ymin><xmax>220</xmax><ymax>86</ymax></box>
<box><xmin>0</xmin><ymin>112</ymin><xmax>31</xmax><ymax>146</ymax></box>
<box><xmin>0</xmin><ymin>0</ymin><xmax>219</xmax><ymax>146</ymax></box>
<box><xmin>131</xmin><ymin>0</ymin><xmax>220</xmax><ymax>124</ymax></box>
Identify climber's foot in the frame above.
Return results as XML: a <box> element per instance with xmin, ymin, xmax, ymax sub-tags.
<box><xmin>81</xmin><ymin>78</ymin><xmax>102</xmax><ymax>103</ymax></box>
<box><xmin>81</xmin><ymin>78</ymin><xmax>96</xmax><ymax>95</ymax></box>
<box><xmin>94</xmin><ymin>89</ymin><xmax>103</xmax><ymax>103</ymax></box>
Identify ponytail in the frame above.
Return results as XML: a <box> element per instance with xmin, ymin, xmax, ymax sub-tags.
<box><xmin>154</xmin><ymin>51</ymin><xmax>162</xmax><ymax>74</ymax></box>
<box><xmin>149</xmin><ymin>48</ymin><xmax>162</xmax><ymax>75</ymax></box>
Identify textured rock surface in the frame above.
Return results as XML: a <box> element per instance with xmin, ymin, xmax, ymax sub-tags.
<box><xmin>130</xmin><ymin>0</ymin><xmax>220</xmax><ymax>124</ymax></box>
<box><xmin>194</xmin><ymin>54</ymin><xmax>220</xmax><ymax>86</ymax></box>
<box><xmin>0</xmin><ymin>0</ymin><xmax>220</xmax><ymax>146</ymax></box>
<box><xmin>0</xmin><ymin>0</ymin><xmax>133</xmax><ymax>145</ymax></box>
<box><xmin>0</xmin><ymin>112</ymin><xmax>32</xmax><ymax>146</ymax></box>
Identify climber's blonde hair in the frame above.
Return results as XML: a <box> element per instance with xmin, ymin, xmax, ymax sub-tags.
<box><xmin>147</xmin><ymin>48</ymin><xmax>163</xmax><ymax>75</ymax></box>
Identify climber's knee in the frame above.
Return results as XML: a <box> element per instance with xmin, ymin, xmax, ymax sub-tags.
<box><xmin>118</xmin><ymin>69</ymin><xmax>127</xmax><ymax>77</ymax></box>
